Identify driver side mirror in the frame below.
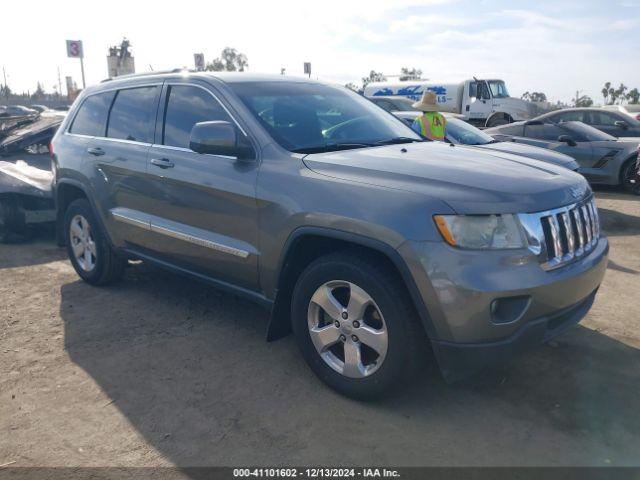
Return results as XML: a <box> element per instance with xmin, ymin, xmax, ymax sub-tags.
<box><xmin>189</xmin><ymin>121</ymin><xmax>254</xmax><ymax>160</ymax></box>
<box><xmin>614</xmin><ymin>120</ymin><xmax>629</xmax><ymax>130</ymax></box>
<box><xmin>557</xmin><ymin>134</ymin><xmax>577</xmax><ymax>147</ymax></box>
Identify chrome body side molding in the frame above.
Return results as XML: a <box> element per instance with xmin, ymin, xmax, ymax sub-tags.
<box><xmin>110</xmin><ymin>207</ymin><xmax>252</xmax><ymax>259</ymax></box>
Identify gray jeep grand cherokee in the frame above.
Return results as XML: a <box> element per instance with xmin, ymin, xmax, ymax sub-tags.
<box><xmin>51</xmin><ymin>72</ymin><xmax>608</xmax><ymax>398</ymax></box>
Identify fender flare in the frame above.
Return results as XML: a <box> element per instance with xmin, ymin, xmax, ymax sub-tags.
<box><xmin>266</xmin><ymin>226</ymin><xmax>438</xmax><ymax>342</ymax></box>
<box><xmin>485</xmin><ymin>112</ymin><xmax>513</xmax><ymax>128</ymax></box>
<box><xmin>55</xmin><ymin>179</ymin><xmax>115</xmax><ymax>248</ymax></box>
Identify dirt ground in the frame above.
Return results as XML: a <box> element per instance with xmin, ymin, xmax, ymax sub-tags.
<box><xmin>1</xmin><ymin>190</ymin><xmax>639</xmax><ymax>468</ymax></box>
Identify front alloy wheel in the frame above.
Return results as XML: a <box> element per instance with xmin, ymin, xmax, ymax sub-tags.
<box><xmin>307</xmin><ymin>280</ymin><xmax>388</xmax><ymax>378</ymax></box>
<box><xmin>292</xmin><ymin>252</ymin><xmax>427</xmax><ymax>399</ymax></box>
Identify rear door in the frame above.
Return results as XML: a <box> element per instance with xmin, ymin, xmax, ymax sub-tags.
<box><xmin>87</xmin><ymin>84</ymin><xmax>161</xmax><ymax>248</ymax></box>
<box><xmin>143</xmin><ymin>81</ymin><xmax>260</xmax><ymax>291</ymax></box>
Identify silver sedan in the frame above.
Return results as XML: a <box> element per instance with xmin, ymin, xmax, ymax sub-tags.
<box><xmin>485</xmin><ymin>120</ymin><xmax>640</xmax><ymax>191</ymax></box>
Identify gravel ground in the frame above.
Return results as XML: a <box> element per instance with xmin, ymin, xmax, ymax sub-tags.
<box><xmin>0</xmin><ymin>190</ymin><xmax>638</xmax><ymax>468</ymax></box>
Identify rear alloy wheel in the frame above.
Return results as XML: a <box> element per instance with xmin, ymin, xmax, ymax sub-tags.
<box><xmin>292</xmin><ymin>252</ymin><xmax>427</xmax><ymax>399</ymax></box>
<box><xmin>64</xmin><ymin>198</ymin><xmax>125</xmax><ymax>285</ymax></box>
<box><xmin>69</xmin><ymin>214</ymin><xmax>97</xmax><ymax>272</ymax></box>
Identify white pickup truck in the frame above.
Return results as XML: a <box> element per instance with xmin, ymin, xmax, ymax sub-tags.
<box><xmin>364</xmin><ymin>78</ymin><xmax>535</xmax><ymax>127</ymax></box>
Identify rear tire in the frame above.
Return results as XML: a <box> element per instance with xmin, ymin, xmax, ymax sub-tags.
<box><xmin>291</xmin><ymin>251</ymin><xmax>427</xmax><ymax>399</ymax></box>
<box><xmin>64</xmin><ymin>198</ymin><xmax>125</xmax><ymax>285</ymax></box>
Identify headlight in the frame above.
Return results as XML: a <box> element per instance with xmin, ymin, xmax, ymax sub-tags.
<box><xmin>434</xmin><ymin>214</ymin><xmax>526</xmax><ymax>249</ymax></box>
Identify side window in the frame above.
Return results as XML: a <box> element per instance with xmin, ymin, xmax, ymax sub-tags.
<box><xmin>525</xmin><ymin>124</ymin><xmax>561</xmax><ymax>141</ymax></box>
<box><xmin>106</xmin><ymin>86</ymin><xmax>158</xmax><ymax>143</ymax></box>
<box><xmin>163</xmin><ymin>85</ymin><xmax>233</xmax><ymax>149</ymax></box>
<box><xmin>469</xmin><ymin>82</ymin><xmax>478</xmax><ymax>98</ymax></box>
<box><xmin>376</xmin><ymin>100</ymin><xmax>395</xmax><ymax>112</ymax></box>
<box><xmin>554</xmin><ymin>111</ymin><xmax>584</xmax><ymax>123</ymax></box>
<box><xmin>477</xmin><ymin>82</ymin><xmax>491</xmax><ymax>100</ymax></box>
<box><xmin>69</xmin><ymin>91</ymin><xmax>115</xmax><ymax>136</ymax></box>
<box><xmin>591</xmin><ymin>112</ymin><xmax>620</xmax><ymax>126</ymax></box>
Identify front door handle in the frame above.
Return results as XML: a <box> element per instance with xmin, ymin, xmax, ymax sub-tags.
<box><xmin>87</xmin><ymin>147</ymin><xmax>105</xmax><ymax>156</ymax></box>
<box><xmin>150</xmin><ymin>158</ymin><xmax>175</xmax><ymax>169</ymax></box>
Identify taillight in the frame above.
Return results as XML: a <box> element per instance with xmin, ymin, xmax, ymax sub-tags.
<box><xmin>636</xmin><ymin>114</ymin><xmax>640</xmax><ymax>121</ymax></box>
<box><xmin>49</xmin><ymin>142</ymin><xmax>53</xmax><ymax>160</ymax></box>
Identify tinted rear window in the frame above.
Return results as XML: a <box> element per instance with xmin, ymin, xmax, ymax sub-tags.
<box><xmin>107</xmin><ymin>87</ymin><xmax>158</xmax><ymax>143</ymax></box>
<box><xmin>69</xmin><ymin>92</ymin><xmax>115</xmax><ymax>136</ymax></box>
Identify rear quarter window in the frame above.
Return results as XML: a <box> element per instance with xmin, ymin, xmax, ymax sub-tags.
<box><xmin>69</xmin><ymin>91</ymin><xmax>115</xmax><ymax>136</ymax></box>
<box><xmin>107</xmin><ymin>86</ymin><xmax>159</xmax><ymax>143</ymax></box>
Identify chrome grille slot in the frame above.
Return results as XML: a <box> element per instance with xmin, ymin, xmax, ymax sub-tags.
<box><xmin>519</xmin><ymin>198</ymin><xmax>600</xmax><ymax>271</ymax></box>
<box><xmin>582</xmin><ymin>205</ymin><xmax>592</xmax><ymax>246</ymax></box>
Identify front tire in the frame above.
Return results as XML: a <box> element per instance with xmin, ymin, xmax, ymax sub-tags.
<box><xmin>485</xmin><ymin>113</ymin><xmax>513</xmax><ymax>128</ymax></box>
<box><xmin>64</xmin><ymin>198</ymin><xmax>125</xmax><ymax>285</ymax></box>
<box><xmin>621</xmin><ymin>157</ymin><xmax>639</xmax><ymax>193</ymax></box>
<box><xmin>291</xmin><ymin>252</ymin><xmax>427</xmax><ymax>399</ymax></box>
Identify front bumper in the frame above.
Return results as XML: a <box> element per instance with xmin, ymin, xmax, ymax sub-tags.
<box><xmin>398</xmin><ymin>236</ymin><xmax>608</xmax><ymax>381</ymax></box>
<box><xmin>432</xmin><ymin>288</ymin><xmax>597</xmax><ymax>381</ymax></box>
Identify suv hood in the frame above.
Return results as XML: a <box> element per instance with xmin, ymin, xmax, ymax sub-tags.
<box><xmin>303</xmin><ymin>142</ymin><xmax>590</xmax><ymax>214</ymax></box>
<box><xmin>473</xmin><ymin>141</ymin><xmax>579</xmax><ymax>170</ymax></box>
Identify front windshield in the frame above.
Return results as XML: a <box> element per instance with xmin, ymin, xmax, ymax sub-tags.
<box><xmin>488</xmin><ymin>80</ymin><xmax>509</xmax><ymax>99</ymax></box>
<box><xmin>445</xmin><ymin>117</ymin><xmax>494</xmax><ymax>145</ymax></box>
<box><xmin>561</xmin><ymin>121</ymin><xmax>617</xmax><ymax>142</ymax></box>
<box><xmin>228</xmin><ymin>81</ymin><xmax>422</xmax><ymax>153</ymax></box>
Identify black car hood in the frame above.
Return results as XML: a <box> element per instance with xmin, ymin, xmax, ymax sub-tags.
<box><xmin>303</xmin><ymin>142</ymin><xmax>591</xmax><ymax>214</ymax></box>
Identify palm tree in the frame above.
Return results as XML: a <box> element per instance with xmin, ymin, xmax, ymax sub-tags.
<box><xmin>602</xmin><ymin>82</ymin><xmax>611</xmax><ymax>104</ymax></box>
<box><xmin>615</xmin><ymin>83</ymin><xmax>628</xmax><ymax>104</ymax></box>
<box><xmin>627</xmin><ymin>88</ymin><xmax>640</xmax><ymax>105</ymax></box>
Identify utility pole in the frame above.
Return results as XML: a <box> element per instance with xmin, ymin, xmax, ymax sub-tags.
<box><xmin>57</xmin><ymin>67</ymin><xmax>63</xmax><ymax>98</ymax></box>
<box><xmin>2</xmin><ymin>66</ymin><xmax>7</xmax><ymax>98</ymax></box>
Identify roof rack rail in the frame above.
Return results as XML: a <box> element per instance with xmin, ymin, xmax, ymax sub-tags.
<box><xmin>101</xmin><ymin>68</ymin><xmax>197</xmax><ymax>83</ymax></box>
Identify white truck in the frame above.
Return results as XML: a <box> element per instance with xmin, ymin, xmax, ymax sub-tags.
<box><xmin>363</xmin><ymin>78</ymin><xmax>535</xmax><ymax>127</ymax></box>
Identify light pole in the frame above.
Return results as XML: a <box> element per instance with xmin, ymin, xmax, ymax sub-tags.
<box><xmin>2</xmin><ymin>66</ymin><xmax>7</xmax><ymax>98</ymax></box>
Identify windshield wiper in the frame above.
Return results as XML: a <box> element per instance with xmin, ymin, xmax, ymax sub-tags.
<box><xmin>291</xmin><ymin>143</ymin><xmax>373</xmax><ymax>154</ymax></box>
<box><xmin>374</xmin><ymin>137</ymin><xmax>425</xmax><ymax>145</ymax></box>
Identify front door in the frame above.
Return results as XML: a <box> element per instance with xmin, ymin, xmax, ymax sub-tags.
<box><xmin>143</xmin><ymin>82</ymin><xmax>260</xmax><ymax>291</ymax></box>
<box><xmin>467</xmin><ymin>81</ymin><xmax>493</xmax><ymax>123</ymax></box>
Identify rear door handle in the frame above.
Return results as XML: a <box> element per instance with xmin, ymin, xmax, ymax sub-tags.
<box><xmin>87</xmin><ymin>147</ymin><xmax>105</xmax><ymax>156</ymax></box>
<box><xmin>150</xmin><ymin>158</ymin><xmax>175</xmax><ymax>169</ymax></box>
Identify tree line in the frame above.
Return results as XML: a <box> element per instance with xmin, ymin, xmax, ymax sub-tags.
<box><xmin>601</xmin><ymin>82</ymin><xmax>639</xmax><ymax>105</ymax></box>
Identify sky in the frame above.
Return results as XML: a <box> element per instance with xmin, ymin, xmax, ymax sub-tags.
<box><xmin>2</xmin><ymin>0</ymin><xmax>639</xmax><ymax>104</ymax></box>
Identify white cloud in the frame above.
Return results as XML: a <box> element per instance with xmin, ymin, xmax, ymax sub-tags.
<box><xmin>389</xmin><ymin>14</ymin><xmax>474</xmax><ymax>32</ymax></box>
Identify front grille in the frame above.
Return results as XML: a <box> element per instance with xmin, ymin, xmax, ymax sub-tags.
<box><xmin>518</xmin><ymin>198</ymin><xmax>600</xmax><ymax>271</ymax></box>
